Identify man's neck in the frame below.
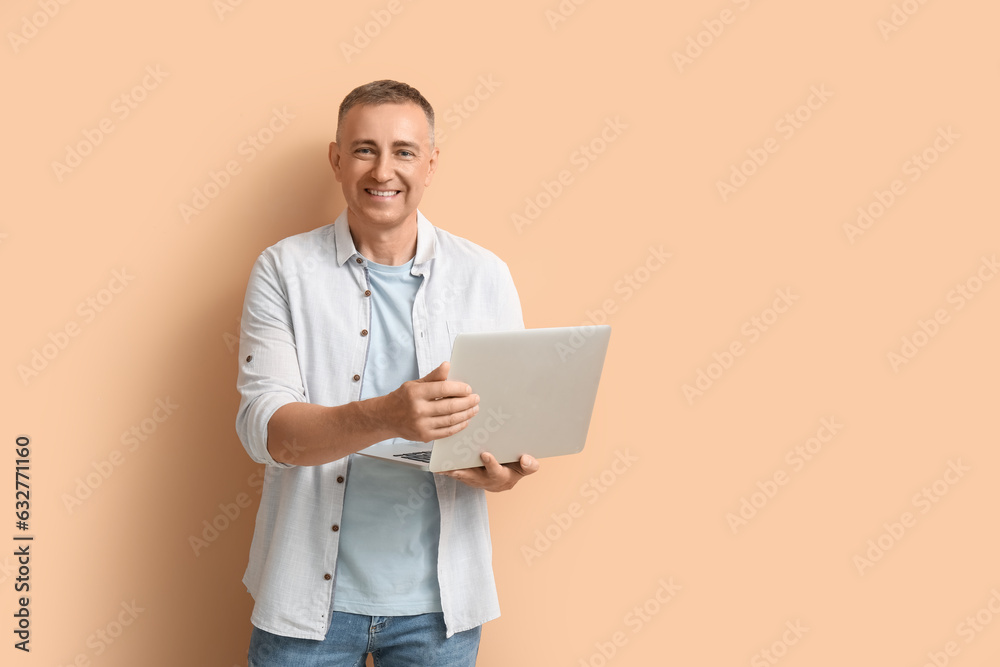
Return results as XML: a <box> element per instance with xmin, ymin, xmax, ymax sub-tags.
<box><xmin>347</xmin><ymin>210</ymin><xmax>418</xmax><ymax>266</ymax></box>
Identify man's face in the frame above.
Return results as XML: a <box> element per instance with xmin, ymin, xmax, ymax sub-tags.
<box><xmin>330</xmin><ymin>102</ymin><xmax>438</xmax><ymax>232</ymax></box>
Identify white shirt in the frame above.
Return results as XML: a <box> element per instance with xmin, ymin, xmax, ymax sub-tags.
<box><xmin>235</xmin><ymin>209</ymin><xmax>524</xmax><ymax>639</ymax></box>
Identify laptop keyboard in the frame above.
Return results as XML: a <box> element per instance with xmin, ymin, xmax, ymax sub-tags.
<box><xmin>393</xmin><ymin>450</ymin><xmax>432</xmax><ymax>463</ymax></box>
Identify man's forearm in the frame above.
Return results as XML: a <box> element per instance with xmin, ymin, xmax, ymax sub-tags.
<box><xmin>266</xmin><ymin>398</ymin><xmax>395</xmax><ymax>466</ymax></box>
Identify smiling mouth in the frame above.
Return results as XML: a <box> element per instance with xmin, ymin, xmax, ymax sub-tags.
<box><xmin>366</xmin><ymin>189</ymin><xmax>401</xmax><ymax>197</ymax></box>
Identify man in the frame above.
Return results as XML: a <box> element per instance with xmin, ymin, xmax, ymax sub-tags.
<box><xmin>236</xmin><ymin>80</ymin><xmax>539</xmax><ymax>666</ymax></box>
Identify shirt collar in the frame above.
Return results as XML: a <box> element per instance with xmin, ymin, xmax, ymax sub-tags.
<box><xmin>333</xmin><ymin>208</ymin><xmax>437</xmax><ymax>269</ymax></box>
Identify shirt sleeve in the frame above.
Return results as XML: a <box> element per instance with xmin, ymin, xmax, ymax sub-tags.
<box><xmin>235</xmin><ymin>251</ymin><xmax>303</xmax><ymax>468</ymax></box>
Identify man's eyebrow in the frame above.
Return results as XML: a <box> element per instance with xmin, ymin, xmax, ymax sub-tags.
<box><xmin>349</xmin><ymin>139</ymin><xmax>421</xmax><ymax>151</ymax></box>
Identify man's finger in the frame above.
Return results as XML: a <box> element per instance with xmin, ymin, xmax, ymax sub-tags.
<box><xmin>427</xmin><ymin>405</ymin><xmax>478</xmax><ymax>434</ymax></box>
<box><xmin>516</xmin><ymin>454</ymin><xmax>540</xmax><ymax>476</ymax></box>
<box><xmin>480</xmin><ymin>452</ymin><xmax>506</xmax><ymax>478</ymax></box>
<box><xmin>423</xmin><ymin>382</ymin><xmax>475</xmax><ymax>401</ymax></box>
<box><xmin>409</xmin><ymin>377</ymin><xmax>474</xmax><ymax>403</ymax></box>
<box><xmin>424</xmin><ymin>395</ymin><xmax>479</xmax><ymax>420</ymax></box>
<box><xmin>447</xmin><ymin>403</ymin><xmax>480</xmax><ymax>425</ymax></box>
<box><xmin>416</xmin><ymin>361</ymin><xmax>449</xmax><ymax>383</ymax></box>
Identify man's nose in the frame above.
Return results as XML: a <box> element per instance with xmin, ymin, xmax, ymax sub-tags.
<box><xmin>371</xmin><ymin>154</ymin><xmax>393</xmax><ymax>182</ymax></box>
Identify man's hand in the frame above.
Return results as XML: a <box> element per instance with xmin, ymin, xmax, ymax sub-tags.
<box><xmin>440</xmin><ymin>452</ymin><xmax>540</xmax><ymax>492</ymax></box>
<box><xmin>377</xmin><ymin>361</ymin><xmax>480</xmax><ymax>442</ymax></box>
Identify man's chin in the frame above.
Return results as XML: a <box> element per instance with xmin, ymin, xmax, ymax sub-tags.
<box><xmin>347</xmin><ymin>205</ymin><xmax>416</xmax><ymax>229</ymax></box>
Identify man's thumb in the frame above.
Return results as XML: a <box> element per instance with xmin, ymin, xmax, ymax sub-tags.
<box><xmin>418</xmin><ymin>361</ymin><xmax>449</xmax><ymax>383</ymax></box>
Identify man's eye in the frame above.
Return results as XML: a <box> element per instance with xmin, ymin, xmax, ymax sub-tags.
<box><xmin>399</xmin><ymin>150</ymin><xmax>414</xmax><ymax>158</ymax></box>
<box><xmin>356</xmin><ymin>148</ymin><xmax>373</xmax><ymax>155</ymax></box>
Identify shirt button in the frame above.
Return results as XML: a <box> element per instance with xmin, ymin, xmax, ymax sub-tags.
<box><xmin>364</xmin><ymin>290</ymin><xmax>371</xmax><ymax>297</ymax></box>
<box><xmin>356</xmin><ymin>258</ymin><xmax>363</xmax><ymax>264</ymax></box>
<box><xmin>352</xmin><ymin>374</ymin><xmax>360</xmax><ymax>381</ymax></box>
<box><xmin>332</xmin><ymin>524</ymin><xmax>339</xmax><ymax>532</ymax></box>
<box><xmin>360</xmin><ymin>329</ymin><xmax>368</xmax><ymax>337</ymax></box>
<box><xmin>245</xmin><ymin>355</ymin><xmax>252</xmax><ymax>362</ymax></box>
<box><xmin>324</xmin><ymin>573</ymin><xmax>332</xmax><ymax>581</ymax></box>
<box><xmin>337</xmin><ymin>476</ymin><xmax>344</xmax><ymax>483</ymax></box>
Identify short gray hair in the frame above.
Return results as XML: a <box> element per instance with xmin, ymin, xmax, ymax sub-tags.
<box><xmin>337</xmin><ymin>79</ymin><xmax>435</xmax><ymax>146</ymax></box>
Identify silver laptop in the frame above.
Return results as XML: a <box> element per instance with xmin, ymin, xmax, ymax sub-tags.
<box><xmin>357</xmin><ymin>325</ymin><xmax>611</xmax><ymax>472</ymax></box>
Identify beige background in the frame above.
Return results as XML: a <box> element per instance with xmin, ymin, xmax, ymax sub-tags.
<box><xmin>3</xmin><ymin>1</ymin><xmax>999</xmax><ymax>665</ymax></box>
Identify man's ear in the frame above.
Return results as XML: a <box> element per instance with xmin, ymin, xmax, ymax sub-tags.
<box><xmin>424</xmin><ymin>146</ymin><xmax>440</xmax><ymax>187</ymax></box>
<box><xmin>329</xmin><ymin>141</ymin><xmax>342</xmax><ymax>182</ymax></box>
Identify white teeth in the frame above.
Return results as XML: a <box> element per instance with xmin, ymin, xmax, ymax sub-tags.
<box><xmin>368</xmin><ymin>189</ymin><xmax>399</xmax><ymax>197</ymax></box>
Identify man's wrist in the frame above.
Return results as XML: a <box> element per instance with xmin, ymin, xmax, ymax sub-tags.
<box><xmin>360</xmin><ymin>394</ymin><xmax>395</xmax><ymax>442</ymax></box>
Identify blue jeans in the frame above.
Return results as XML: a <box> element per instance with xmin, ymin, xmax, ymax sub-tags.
<box><xmin>248</xmin><ymin>612</ymin><xmax>481</xmax><ymax>667</ymax></box>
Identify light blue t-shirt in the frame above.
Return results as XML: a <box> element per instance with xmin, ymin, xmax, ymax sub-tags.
<box><xmin>332</xmin><ymin>256</ymin><xmax>443</xmax><ymax>615</ymax></box>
